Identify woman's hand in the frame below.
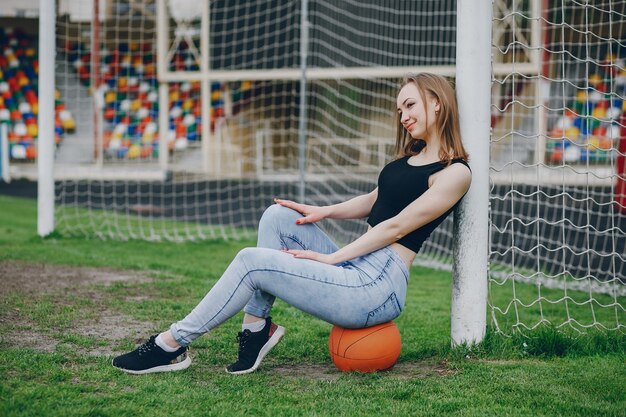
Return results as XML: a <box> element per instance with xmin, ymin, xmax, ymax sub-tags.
<box><xmin>274</xmin><ymin>198</ymin><xmax>329</xmax><ymax>224</ymax></box>
<box><xmin>282</xmin><ymin>249</ymin><xmax>336</xmax><ymax>265</ymax></box>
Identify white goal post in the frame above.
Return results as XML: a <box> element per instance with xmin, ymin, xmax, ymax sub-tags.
<box><xmin>37</xmin><ymin>0</ymin><xmax>55</xmax><ymax>236</ymax></box>
<box><xmin>452</xmin><ymin>0</ymin><xmax>491</xmax><ymax>346</ymax></box>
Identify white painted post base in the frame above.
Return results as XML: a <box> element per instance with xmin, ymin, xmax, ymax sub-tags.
<box><xmin>451</xmin><ymin>0</ymin><xmax>492</xmax><ymax>346</ymax></box>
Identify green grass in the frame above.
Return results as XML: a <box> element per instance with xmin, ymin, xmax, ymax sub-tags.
<box><xmin>0</xmin><ymin>195</ymin><xmax>624</xmax><ymax>417</ymax></box>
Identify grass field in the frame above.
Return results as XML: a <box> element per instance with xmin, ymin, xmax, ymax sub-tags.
<box><xmin>0</xmin><ymin>195</ymin><xmax>624</xmax><ymax>417</ymax></box>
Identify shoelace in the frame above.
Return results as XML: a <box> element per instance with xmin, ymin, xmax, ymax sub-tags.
<box><xmin>138</xmin><ymin>337</ymin><xmax>156</xmax><ymax>355</ymax></box>
<box><xmin>236</xmin><ymin>330</ymin><xmax>251</xmax><ymax>356</ymax></box>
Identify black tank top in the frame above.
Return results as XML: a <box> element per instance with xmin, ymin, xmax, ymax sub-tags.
<box><xmin>367</xmin><ymin>156</ymin><xmax>470</xmax><ymax>253</ymax></box>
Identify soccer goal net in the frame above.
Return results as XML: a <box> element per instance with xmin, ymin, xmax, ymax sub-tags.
<box><xmin>489</xmin><ymin>0</ymin><xmax>625</xmax><ymax>334</ymax></box>
<box><xmin>53</xmin><ymin>0</ymin><xmax>458</xmax><ymax>244</ymax></box>
<box><xmin>15</xmin><ymin>0</ymin><xmax>623</xmax><ymax>336</ymax></box>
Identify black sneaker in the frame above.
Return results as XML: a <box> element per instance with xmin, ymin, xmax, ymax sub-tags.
<box><xmin>112</xmin><ymin>335</ymin><xmax>192</xmax><ymax>375</ymax></box>
<box><xmin>226</xmin><ymin>317</ymin><xmax>285</xmax><ymax>375</ymax></box>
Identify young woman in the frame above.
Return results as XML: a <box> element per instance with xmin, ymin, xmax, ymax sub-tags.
<box><xmin>112</xmin><ymin>72</ymin><xmax>472</xmax><ymax>375</ymax></box>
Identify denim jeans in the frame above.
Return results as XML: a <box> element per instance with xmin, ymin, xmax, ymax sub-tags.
<box><xmin>170</xmin><ymin>204</ymin><xmax>410</xmax><ymax>346</ymax></box>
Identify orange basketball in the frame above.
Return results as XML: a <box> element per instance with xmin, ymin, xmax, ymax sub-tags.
<box><xmin>328</xmin><ymin>321</ymin><xmax>401</xmax><ymax>373</ymax></box>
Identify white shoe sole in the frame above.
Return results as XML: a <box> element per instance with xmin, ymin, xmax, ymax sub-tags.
<box><xmin>226</xmin><ymin>325</ymin><xmax>286</xmax><ymax>375</ymax></box>
<box><xmin>113</xmin><ymin>353</ymin><xmax>192</xmax><ymax>375</ymax></box>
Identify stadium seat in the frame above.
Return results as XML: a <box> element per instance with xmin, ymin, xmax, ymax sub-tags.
<box><xmin>63</xmin><ymin>40</ymin><xmax>252</xmax><ymax>160</ymax></box>
<box><xmin>546</xmin><ymin>53</ymin><xmax>625</xmax><ymax>164</ymax></box>
<box><xmin>0</xmin><ymin>27</ymin><xmax>75</xmax><ymax>161</ymax></box>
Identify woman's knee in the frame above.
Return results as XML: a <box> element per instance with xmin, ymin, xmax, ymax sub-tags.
<box><xmin>259</xmin><ymin>204</ymin><xmax>299</xmax><ymax>229</ymax></box>
<box><xmin>235</xmin><ymin>247</ymin><xmax>257</xmax><ymax>262</ymax></box>
<box><xmin>234</xmin><ymin>247</ymin><xmax>269</xmax><ymax>269</ymax></box>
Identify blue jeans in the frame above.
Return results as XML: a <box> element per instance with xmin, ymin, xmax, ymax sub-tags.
<box><xmin>170</xmin><ymin>204</ymin><xmax>410</xmax><ymax>346</ymax></box>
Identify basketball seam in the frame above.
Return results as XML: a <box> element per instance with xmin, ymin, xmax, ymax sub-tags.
<box><xmin>335</xmin><ymin>353</ymin><xmax>399</xmax><ymax>361</ymax></box>
<box><xmin>336</xmin><ymin>328</ymin><xmax>345</xmax><ymax>356</ymax></box>
<box><xmin>340</xmin><ymin>323</ymin><xmax>395</xmax><ymax>356</ymax></box>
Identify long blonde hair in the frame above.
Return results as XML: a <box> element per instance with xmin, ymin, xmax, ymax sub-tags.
<box><xmin>394</xmin><ymin>73</ymin><xmax>469</xmax><ymax>165</ymax></box>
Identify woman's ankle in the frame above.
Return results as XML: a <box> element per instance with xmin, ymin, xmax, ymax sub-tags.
<box><xmin>158</xmin><ymin>331</ymin><xmax>181</xmax><ymax>350</ymax></box>
<box><xmin>242</xmin><ymin>314</ymin><xmax>267</xmax><ymax>332</ymax></box>
<box><xmin>243</xmin><ymin>313</ymin><xmax>264</xmax><ymax>324</ymax></box>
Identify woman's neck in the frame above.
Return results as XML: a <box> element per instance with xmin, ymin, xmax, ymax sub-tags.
<box><xmin>408</xmin><ymin>149</ymin><xmax>442</xmax><ymax>166</ymax></box>
<box><xmin>416</xmin><ymin>140</ymin><xmax>441</xmax><ymax>161</ymax></box>
<box><xmin>420</xmin><ymin>148</ymin><xmax>441</xmax><ymax>161</ymax></box>
<box><xmin>420</xmin><ymin>134</ymin><xmax>442</xmax><ymax>159</ymax></box>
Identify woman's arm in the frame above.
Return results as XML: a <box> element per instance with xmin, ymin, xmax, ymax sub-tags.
<box><xmin>286</xmin><ymin>164</ymin><xmax>471</xmax><ymax>264</ymax></box>
<box><xmin>324</xmin><ymin>188</ymin><xmax>378</xmax><ymax>219</ymax></box>
<box><xmin>275</xmin><ymin>188</ymin><xmax>378</xmax><ymax>224</ymax></box>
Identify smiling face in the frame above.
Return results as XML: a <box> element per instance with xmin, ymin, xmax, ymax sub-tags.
<box><xmin>394</xmin><ymin>73</ymin><xmax>468</xmax><ymax>161</ymax></box>
<box><xmin>396</xmin><ymin>83</ymin><xmax>440</xmax><ymax>141</ymax></box>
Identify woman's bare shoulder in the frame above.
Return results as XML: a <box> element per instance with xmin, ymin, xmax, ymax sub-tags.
<box><xmin>429</xmin><ymin>161</ymin><xmax>471</xmax><ymax>189</ymax></box>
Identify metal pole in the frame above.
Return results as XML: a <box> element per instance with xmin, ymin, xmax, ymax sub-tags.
<box><xmin>157</xmin><ymin>0</ymin><xmax>169</xmax><ymax>171</ymax></box>
<box><xmin>37</xmin><ymin>0</ymin><xmax>55</xmax><ymax>236</ymax></box>
<box><xmin>1</xmin><ymin>124</ymin><xmax>9</xmax><ymax>183</ymax></box>
<box><xmin>92</xmin><ymin>0</ymin><xmax>101</xmax><ymax>163</ymax></box>
<box><xmin>451</xmin><ymin>0</ymin><xmax>492</xmax><ymax>346</ymax></box>
<box><xmin>93</xmin><ymin>0</ymin><xmax>104</xmax><ymax>168</ymax></box>
<box><xmin>95</xmin><ymin>92</ymin><xmax>104</xmax><ymax>168</ymax></box>
<box><xmin>201</xmin><ymin>0</ymin><xmax>212</xmax><ymax>175</ymax></box>
<box><xmin>297</xmin><ymin>0</ymin><xmax>309</xmax><ymax>202</ymax></box>
<box><xmin>533</xmin><ymin>0</ymin><xmax>549</xmax><ymax>165</ymax></box>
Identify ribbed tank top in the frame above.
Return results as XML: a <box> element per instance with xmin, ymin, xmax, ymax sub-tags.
<box><xmin>367</xmin><ymin>156</ymin><xmax>470</xmax><ymax>253</ymax></box>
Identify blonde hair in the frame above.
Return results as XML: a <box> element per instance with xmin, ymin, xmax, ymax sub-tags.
<box><xmin>394</xmin><ymin>73</ymin><xmax>469</xmax><ymax>165</ymax></box>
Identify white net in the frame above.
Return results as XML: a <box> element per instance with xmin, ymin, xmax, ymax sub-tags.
<box><xmin>490</xmin><ymin>0</ymin><xmax>625</xmax><ymax>334</ymax></box>
<box><xmin>53</xmin><ymin>0</ymin><xmax>457</xmax><ymax>242</ymax></box>
<box><xmin>46</xmin><ymin>0</ymin><xmax>625</xmax><ymax>335</ymax></box>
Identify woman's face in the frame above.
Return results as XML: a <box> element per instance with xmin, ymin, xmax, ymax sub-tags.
<box><xmin>396</xmin><ymin>83</ymin><xmax>440</xmax><ymax>140</ymax></box>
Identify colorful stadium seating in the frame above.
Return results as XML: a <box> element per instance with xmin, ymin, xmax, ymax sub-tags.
<box><xmin>546</xmin><ymin>53</ymin><xmax>626</xmax><ymax>164</ymax></box>
<box><xmin>64</xmin><ymin>40</ymin><xmax>250</xmax><ymax>160</ymax></box>
<box><xmin>0</xmin><ymin>27</ymin><xmax>75</xmax><ymax>161</ymax></box>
